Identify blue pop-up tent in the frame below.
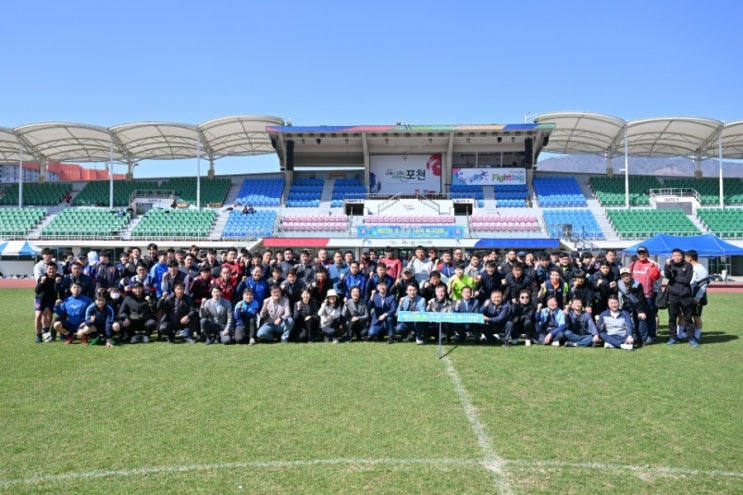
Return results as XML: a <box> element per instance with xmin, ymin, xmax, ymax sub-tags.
<box><xmin>624</xmin><ymin>233</ymin><xmax>743</xmax><ymax>257</ymax></box>
<box><xmin>0</xmin><ymin>240</ymin><xmax>41</xmax><ymax>257</ymax></box>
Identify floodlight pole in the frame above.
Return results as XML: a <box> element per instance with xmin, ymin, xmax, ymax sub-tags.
<box><xmin>624</xmin><ymin>128</ymin><xmax>629</xmax><ymax>209</ymax></box>
<box><xmin>719</xmin><ymin>134</ymin><xmax>724</xmax><ymax>209</ymax></box>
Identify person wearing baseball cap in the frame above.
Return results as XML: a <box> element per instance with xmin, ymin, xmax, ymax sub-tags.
<box><xmin>629</xmin><ymin>245</ymin><xmax>661</xmax><ymax>344</ymax></box>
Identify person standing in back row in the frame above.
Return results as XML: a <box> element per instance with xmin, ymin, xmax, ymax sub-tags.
<box><xmin>629</xmin><ymin>245</ymin><xmax>661</xmax><ymax>344</ymax></box>
<box><xmin>664</xmin><ymin>248</ymin><xmax>697</xmax><ymax>347</ymax></box>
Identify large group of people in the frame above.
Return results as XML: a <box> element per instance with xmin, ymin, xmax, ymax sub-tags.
<box><xmin>32</xmin><ymin>243</ymin><xmax>710</xmax><ymax>349</ymax></box>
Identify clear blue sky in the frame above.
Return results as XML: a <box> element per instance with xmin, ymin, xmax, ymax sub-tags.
<box><xmin>3</xmin><ymin>1</ymin><xmax>741</xmax><ymax>178</ymax></box>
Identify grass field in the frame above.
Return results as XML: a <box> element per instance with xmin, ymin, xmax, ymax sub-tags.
<box><xmin>1</xmin><ymin>288</ymin><xmax>742</xmax><ymax>494</ymax></box>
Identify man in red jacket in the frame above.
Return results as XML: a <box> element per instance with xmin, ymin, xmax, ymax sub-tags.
<box><xmin>629</xmin><ymin>246</ymin><xmax>661</xmax><ymax>344</ymax></box>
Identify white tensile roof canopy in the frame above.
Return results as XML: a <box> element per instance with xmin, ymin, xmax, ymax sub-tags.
<box><xmin>1</xmin><ymin>115</ymin><xmax>284</xmax><ymax>165</ymax></box>
<box><xmin>535</xmin><ymin>111</ymin><xmax>743</xmax><ymax>160</ymax></box>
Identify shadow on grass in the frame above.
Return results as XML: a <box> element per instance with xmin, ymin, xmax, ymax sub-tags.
<box><xmin>658</xmin><ymin>332</ymin><xmax>738</xmax><ymax>345</ymax></box>
<box><xmin>439</xmin><ymin>345</ymin><xmax>460</xmax><ymax>359</ymax></box>
<box><xmin>696</xmin><ymin>331</ymin><xmax>738</xmax><ymax>344</ymax></box>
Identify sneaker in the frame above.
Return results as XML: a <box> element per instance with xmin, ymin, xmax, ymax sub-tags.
<box><xmin>502</xmin><ymin>340</ymin><xmax>511</xmax><ymax>348</ymax></box>
<box><xmin>550</xmin><ymin>341</ymin><xmax>561</xmax><ymax>347</ymax></box>
<box><xmin>88</xmin><ymin>336</ymin><xmax>100</xmax><ymax>346</ymax></box>
<box><xmin>281</xmin><ymin>338</ymin><xmax>289</xmax><ymax>344</ymax></box>
<box><xmin>42</xmin><ymin>332</ymin><xmax>52</xmax><ymax>342</ymax></box>
<box><xmin>35</xmin><ymin>334</ymin><xmax>43</xmax><ymax>344</ymax></box>
<box><xmin>142</xmin><ymin>335</ymin><xmax>150</xmax><ymax>343</ymax></box>
<box><xmin>511</xmin><ymin>339</ymin><xmax>519</xmax><ymax>346</ymax></box>
<box><xmin>666</xmin><ymin>338</ymin><xmax>677</xmax><ymax>345</ymax></box>
<box><xmin>187</xmin><ymin>338</ymin><xmax>197</xmax><ymax>344</ymax></box>
<box><xmin>524</xmin><ymin>339</ymin><xmax>531</xmax><ymax>347</ymax></box>
<box><xmin>180</xmin><ymin>330</ymin><xmax>189</xmax><ymax>339</ymax></box>
<box><xmin>166</xmin><ymin>336</ymin><xmax>175</xmax><ymax>344</ymax></box>
<box><xmin>620</xmin><ymin>343</ymin><xmax>634</xmax><ymax>351</ymax></box>
<box><xmin>415</xmin><ymin>338</ymin><xmax>424</xmax><ymax>345</ymax></box>
<box><xmin>688</xmin><ymin>339</ymin><xmax>700</xmax><ymax>348</ymax></box>
<box><xmin>81</xmin><ymin>336</ymin><xmax>88</xmax><ymax>345</ymax></box>
<box><xmin>564</xmin><ymin>342</ymin><xmax>578</xmax><ymax>347</ymax></box>
<box><xmin>205</xmin><ymin>338</ymin><xmax>213</xmax><ymax>346</ymax></box>
<box><xmin>644</xmin><ymin>337</ymin><xmax>654</xmax><ymax>345</ymax></box>
<box><xmin>332</xmin><ymin>338</ymin><xmax>339</xmax><ymax>344</ymax></box>
<box><xmin>130</xmin><ymin>335</ymin><xmax>138</xmax><ymax>344</ymax></box>
<box><xmin>387</xmin><ymin>335</ymin><xmax>394</xmax><ymax>344</ymax></box>
<box><xmin>248</xmin><ymin>338</ymin><xmax>256</xmax><ymax>346</ymax></box>
<box><xmin>65</xmin><ymin>335</ymin><xmax>74</xmax><ymax>345</ymax></box>
<box><xmin>603</xmin><ymin>342</ymin><xmax>615</xmax><ymax>349</ymax></box>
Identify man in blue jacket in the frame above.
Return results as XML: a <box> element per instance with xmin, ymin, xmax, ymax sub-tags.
<box><xmin>535</xmin><ymin>295</ymin><xmax>566</xmax><ymax>346</ymax></box>
<box><xmin>368</xmin><ymin>281</ymin><xmax>397</xmax><ymax>343</ymax></box>
<box><xmin>52</xmin><ymin>282</ymin><xmax>93</xmax><ymax>344</ymax></box>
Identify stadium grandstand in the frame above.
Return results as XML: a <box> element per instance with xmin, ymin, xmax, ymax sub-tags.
<box><xmin>1</xmin><ymin>112</ymin><xmax>743</xmax><ymax>277</ymax></box>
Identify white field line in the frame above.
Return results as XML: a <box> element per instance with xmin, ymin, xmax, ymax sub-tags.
<box><xmin>506</xmin><ymin>459</ymin><xmax>743</xmax><ymax>478</ymax></box>
<box><xmin>0</xmin><ymin>458</ymin><xmax>478</xmax><ymax>488</ymax></box>
<box><xmin>442</xmin><ymin>355</ymin><xmax>514</xmax><ymax>495</ymax></box>
<box><xmin>2</xmin><ymin>457</ymin><xmax>742</xmax><ymax>488</ymax></box>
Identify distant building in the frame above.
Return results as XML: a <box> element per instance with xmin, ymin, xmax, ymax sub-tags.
<box><xmin>0</xmin><ymin>162</ymin><xmax>125</xmax><ymax>182</ymax></box>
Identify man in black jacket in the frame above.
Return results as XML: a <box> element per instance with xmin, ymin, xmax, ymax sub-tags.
<box><xmin>157</xmin><ymin>282</ymin><xmax>199</xmax><ymax>343</ymax></box>
<box><xmin>118</xmin><ymin>282</ymin><xmax>157</xmax><ymax>343</ymax></box>
<box><xmin>664</xmin><ymin>248</ymin><xmax>696</xmax><ymax>346</ymax></box>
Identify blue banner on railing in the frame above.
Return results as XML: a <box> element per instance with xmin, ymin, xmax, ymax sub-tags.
<box><xmin>357</xmin><ymin>225</ymin><xmax>465</xmax><ymax>238</ymax></box>
<box><xmin>397</xmin><ymin>311</ymin><xmax>484</xmax><ymax>324</ymax></box>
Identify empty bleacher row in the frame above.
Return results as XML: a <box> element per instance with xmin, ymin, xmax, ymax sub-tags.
<box><xmin>0</xmin><ymin>208</ymin><xmax>46</xmax><ymax>236</ymax></box>
<box><xmin>282</xmin><ymin>214</ymin><xmax>348</xmax><ymax>232</ymax></box>
<box><xmin>607</xmin><ymin>209</ymin><xmax>699</xmax><ymax>239</ymax></box>
<box><xmin>697</xmin><ymin>208</ymin><xmax>743</xmax><ymax>238</ymax></box>
<box><xmin>450</xmin><ymin>185</ymin><xmax>484</xmax><ymax>200</ymax></box>
<box><xmin>234</xmin><ymin>178</ymin><xmax>283</xmax><ymax>207</ymax></box>
<box><xmin>42</xmin><ymin>209</ymin><xmax>131</xmax><ymax>238</ymax></box>
<box><xmin>590</xmin><ymin>176</ymin><xmax>661</xmax><ymax>206</ymax></box>
<box><xmin>285</xmin><ymin>178</ymin><xmax>323</xmax><ymax>207</ymax></box>
<box><xmin>494</xmin><ymin>184</ymin><xmax>528</xmax><ymax>207</ymax></box>
<box><xmin>364</xmin><ymin>215</ymin><xmax>456</xmax><ymax>225</ymax></box>
<box><xmin>0</xmin><ymin>182</ymin><xmax>71</xmax><ymax>206</ymax></box>
<box><xmin>533</xmin><ymin>177</ymin><xmax>586</xmax><ymax>207</ymax></box>
<box><xmin>331</xmin><ymin>179</ymin><xmax>366</xmax><ymax>207</ymax></box>
<box><xmin>662</xmin><ymin>178</ymin><xmax>743</xmax><ymax>205</ymax></box>
<box><xmin>73</xmin><ymin>178</ymin><xmax>231</xmax><ymax>208</ymax></box>
<box><xmin>470</xmin><ymin>214</ymin><xmax>540</xmax><ymax>232</ymax></box>
<box><xmin>222</xmin><ymin>210</ymin><xmax>277</xmax><ymax>239</ymax></box>
<box><xmin>542</xmin><ymin>209</ymin><xmax>603</xmax><ymax>239</ymax></box>
<box><xmin>131</xmin><ymin>209</ymin><xmax>216</xmax><ymax>239</ymax></box>
<box><xmin>73</xmin><ymin>180</ymin><xmax>159</xmax><ymax>207</ymax></box>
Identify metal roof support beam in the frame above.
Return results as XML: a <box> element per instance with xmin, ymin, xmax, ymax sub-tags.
<box><xmin>624</xmin><ymin>128</ymin><xmax>629</xmax><ymax>209</ymax></box>
<box><xmin>719</xmin><ymin>135</ymin><xmax>724</xmax><ymax>209</ymax></box>
<box><xmin>196</xmin><ymin>136</ymin><xmax>201</xmax><ymax>209</ymax></box>
<box><xmin>362</xmin><ymin>133</ymin><xmax>369</xmax><ymax>189</ymax></box>
<box><xmin>109</xmin><ymin>139</ymin><xmax>114</xmax><ymax>209</ymax></box>
<box><xmin>18</xmin><ymin>146</ymin><xmax>23</xmax><ymax>208</ymax></box>
<box><xmin>445</xmin><ymin>132</ymin><xmax>455</xmax><ymax>194</ymax></box>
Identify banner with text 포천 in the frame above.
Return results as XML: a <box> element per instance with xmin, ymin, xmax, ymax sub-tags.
<box><xmin>369</xmin><ymin>154</ymin><xmax>442</xmax><ymax>194</ymax></box>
